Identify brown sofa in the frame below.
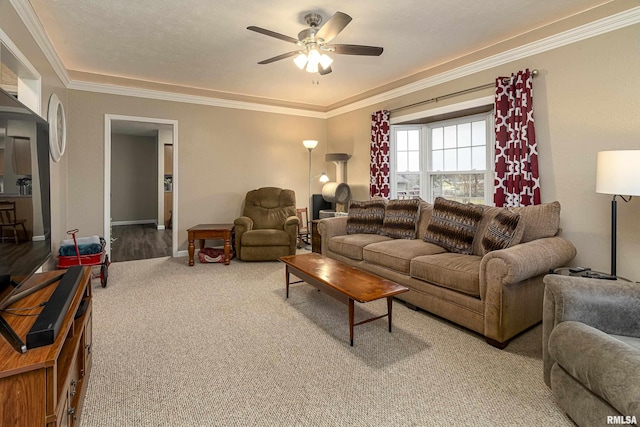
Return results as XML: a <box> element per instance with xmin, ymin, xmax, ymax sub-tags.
<box><xmin>234</xmin><ymin>187</ymin><xmax>299</xmax><ymax>261</ymax></box>
<box><xmin>318</xmin><ymin>198</ymin><xmax>577</xmax><ymax>347</ymax></box>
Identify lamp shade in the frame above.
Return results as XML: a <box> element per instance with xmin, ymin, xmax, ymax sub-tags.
<box><xmin>596</xmin><ymin>150</ymin><xmax>640</xmax><ymax>196</ymax></box>
<box><xmin>303</xmin><ymin>140</ymin><xmax>318</xmax><ymax>149</ymax></box>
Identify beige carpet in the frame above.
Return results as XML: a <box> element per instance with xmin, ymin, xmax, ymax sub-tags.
<box><xmin>79</xmin><ymin>254</ymin><xmax>573</xmax><ymax>427</ymax></box>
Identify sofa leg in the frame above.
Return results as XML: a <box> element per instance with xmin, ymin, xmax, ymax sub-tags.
<box><xmin>486</xmin><ymin>337</ymin><xmax>508</xmax><ymax>349</ymax></box>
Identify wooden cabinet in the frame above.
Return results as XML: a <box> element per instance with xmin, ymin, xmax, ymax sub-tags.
<box><xmin>0</xmin><ymin>268</ymin><xmax>93</xmax><ymax>427</ymax></box>
<box><xmin>13</xmin><ymin>137</ymin><xmax>31</xmax><ymax>175</ymax></box>
<box><xmin>164</xmin><ymin>191</ymin><xmax>172</xmax><ymax>229</ymax></box>
<box><xmin>0</xmin><ymin>149</ymin><xmax>5</xmax><ymax>174</ymax></box>
<box><xmin>164</xmin><ymin>144</ymin><xmax>173</xmax><ymax>175</ymax></box>
<box><xmin>311</xmin><ymin>220</ymin><xmax>321</xmax><ymax>253</ymax></box>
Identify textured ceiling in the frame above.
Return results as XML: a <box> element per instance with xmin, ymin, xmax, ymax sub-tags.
<box><xmin>27</xmin><ymin>0</ymin><xmax>611</xmax><ymax>108</ymax></box>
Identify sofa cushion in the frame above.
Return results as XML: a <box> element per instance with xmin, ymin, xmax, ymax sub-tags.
<box><xmin>378</xmin><ymin>199</ymin><xmax>422</xmax><ymax>239</ymax></box>
<box><xmin>363</xmin><ymin>239</ymin><xmax>447</xmax><ymax>274</ymax></box>
<box><xmin>410</xmin><ymin>253</ymin><xmax>482</xmax><ymax>296</ymax></box>
<box><xmin>327</xmin><ymin>234</ymin><xmax>391</xmax><ymax>260</ymax></box>
<box><xmin>346</xmin><ymin>199</ymin><xmax>387</xmax><ymax>235</ymax></box>
<box><xmin>423</xmin><ymin>197</ymin><xmax>484</xmax><ymax>255</ymax></box>
<box><xmin>481</xmin><ymin>209</ymin><xmax>524</xmax><ymax>255</ymax></box>
<box><xmin>513</xmin><ymin>201</ymin><xmax>561</xmax><ymax>243</ymax></box>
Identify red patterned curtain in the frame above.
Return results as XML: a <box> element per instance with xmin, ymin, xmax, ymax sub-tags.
<box><xmin>370</xmin><ymin>110</ymin><xmax>390</xmax><ymax>198</ymax></box>
<box><xmin>493</xmin><ymin>69</ymin><xmax>540</xmax><ymax>207</ymax></box>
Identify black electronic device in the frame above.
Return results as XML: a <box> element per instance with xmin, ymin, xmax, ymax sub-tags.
<box><xmin>26</xmin><ymin>266</ymin><xmax>83</xmax><ymax>349</ymax></box>
<box><xmin>569</xmin><ymin>267</ymin><xmax>590</xmax><ymax>273</ymax></box>
<box><xmin>312</xmin><ymin>194</ymin><xmax>332</xmax><ymax>220</ymax></box>
<box><xmin>0</xmin><ymin>87</ymin><xmax>52</xmax><ymax>351</ymax></box>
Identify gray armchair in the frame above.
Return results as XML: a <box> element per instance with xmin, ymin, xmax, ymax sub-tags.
<box><xmin>543</xmin><ymin>274</ymin><xmax>640</xmax><ymax>426</ymax></box>
<box><xmin>234</xmin><ymin>187</ymin><xmax>299</xmax><ymax>261</ymax></box>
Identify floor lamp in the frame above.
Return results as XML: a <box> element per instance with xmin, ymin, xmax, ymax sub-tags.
<box><xmin>595</xmin><ymin>150</ymin><xmax>640</xmax><ymax>276</ymax></box>
<box><xmin>303</xmin><ymin>140</ymin><xmax>319</xmax><ymax>213</ymax></box>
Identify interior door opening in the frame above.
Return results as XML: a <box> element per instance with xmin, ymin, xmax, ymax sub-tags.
<box><xmin>104</xmin><ymin>115</ymin><xmax>178</xmax><ymax>262</ymax></box>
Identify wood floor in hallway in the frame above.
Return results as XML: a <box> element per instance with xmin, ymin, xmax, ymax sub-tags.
<box><xmin>110</xmin><ymin>224</ymin><xmax>172</xmax><ymax>262</ymax></box>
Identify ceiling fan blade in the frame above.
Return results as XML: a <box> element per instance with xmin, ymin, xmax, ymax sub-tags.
<box><xmin>257</xmin><ymin>51</ymin><xmax>300</xmax><ymax>65</ymax></box>
<box><xmin>319</xmin><ymin>66</ymin><xmax>332</xmax><ymax>76</ymax></box>
<box><xmin>316</xmin><ymin>12</ymin><xmax>352</xmax><ymax>43</ymax></box>
<box><xmin>329</xmin><ymin>44</ymin><xmax>383</xmax><ymax>56</ymax></box>
<box><xmin>247</xmin><ymin>26</ymin><xmax>298</xmax><ymax>44</ymax></box>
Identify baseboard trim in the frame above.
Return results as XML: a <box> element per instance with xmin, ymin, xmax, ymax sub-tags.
<box><xmin>111</xmin><ymin>219</ymin><xmax>157</xmax><ymax>226</ymax></box>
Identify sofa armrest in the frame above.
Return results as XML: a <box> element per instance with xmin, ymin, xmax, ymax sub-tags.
<box><xmin>317</xmin><ymin>216</ymin><xmax>348</xmax><ymax>255</ymax></box>
<box><xmin>542</xmin><ymin>274</ymin><xmax>640</xmax><ymax>385</ymax></box>
<box><xmin>479</xmin><ymin>236</ymin><xmax>577</xmax><ymax>298</ymax></box>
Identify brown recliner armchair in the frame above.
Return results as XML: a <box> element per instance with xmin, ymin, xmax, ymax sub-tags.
<box><xmin>234</xmin><ymin>187</ymin><xmax>299</xmax><ymax>261</ymax></box>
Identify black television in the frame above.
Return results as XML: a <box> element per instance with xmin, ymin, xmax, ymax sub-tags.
<box><xmin>0</xmin><ymin>87</ymin><xmax>52</xmax><ymax>351</ymax></box>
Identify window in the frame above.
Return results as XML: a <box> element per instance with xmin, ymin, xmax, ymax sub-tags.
<box><xmin>390</xmin><ymin>112</ymin><xmax>493</xmax><ymax>204</ymax></box>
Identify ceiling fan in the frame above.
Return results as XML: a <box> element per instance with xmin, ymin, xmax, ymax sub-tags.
<box><xmin>247</xmin><ymin>11</ymin><xmax>383</xmax><ymax>75</ymax></box>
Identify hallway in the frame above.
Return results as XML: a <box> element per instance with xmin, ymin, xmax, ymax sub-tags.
<box><xmin>110</xmin><ymin>224</ymin><xmax>172</xmax><ymax>262</ymax></box>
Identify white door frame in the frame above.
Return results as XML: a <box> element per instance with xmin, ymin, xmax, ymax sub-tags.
<box><xmin>104</xmin><ymin>114</ymin><xmax>179</xmax><ymax>257</ymax></box>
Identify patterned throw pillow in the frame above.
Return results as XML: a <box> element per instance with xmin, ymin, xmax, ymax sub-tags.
<box><xmin>378</xmin><ymin>199</ymin><xmax>421</xmax><ymax>239</ymax></box>
<box><xmin>481</xmin><ymin>210</ymin><xmax>524</xmax><ymax>255</ymax></box>
<box><xmin>423</xmin><ymin>197</ymin><xmax>484</xmax><ymax>254</ymax></box>
<box><xmin>346</xmin><ymin>199</ymin><xmax>387</xmax><ymax>234</ymax></box>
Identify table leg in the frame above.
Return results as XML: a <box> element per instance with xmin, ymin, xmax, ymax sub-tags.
<box><xmin>387</xmin><ymin>297</ymin><xmax>393</xmax><ymax>332</ymax></box>
<box><xmin>223</xmin><ymin>233</ymin><xmax>231</xmax><ymax>265</ymax></box>
<box><xmin>188</xmin><ymin>234</ymin><xmax>195</xmax><ymax>266</ymax></box>
<box><xmin>199</xmin><ymin>239</ymin><xmax>205</xmax><ymax>249</ymax></box>
<box><xmin>285</xmin><ymin>266</ymin><xmax>290</xmax><ymax>299</ymax></box>
<box><xmin>349</xmin><ymin>299</ymin><xmax>355</xmax><ymax>346</ymax></box>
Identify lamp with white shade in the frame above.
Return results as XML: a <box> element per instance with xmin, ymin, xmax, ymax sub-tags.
<box><xmin>303</xmin><ymin>140</ymin><xmax>319</xmax><ymax>212</ymax></box>
<box><xmin>595</xmin><ymin>150</ymin><xmax>640</xmax><ymax>276</ymax></box>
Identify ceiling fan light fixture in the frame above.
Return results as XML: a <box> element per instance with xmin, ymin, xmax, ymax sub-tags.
<box><xmin>293</xmin><ymin>53</ymin><xmax>307</xmax><ymax>70</ymax></box>
<box><xmin>319</xmin><ymin>54</ymin><xmax>333</xmax><ymax>70</ymax></box>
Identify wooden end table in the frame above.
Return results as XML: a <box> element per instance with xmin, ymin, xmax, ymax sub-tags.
<box><xmin>279</xmin><ymin>253</ymin><xmax>409</xmax><ymax>346</ymax></box>
<box><xmin>187</xmin><ymin>224</ymin><xmax>234</xmax><ymax>266</ymax></box>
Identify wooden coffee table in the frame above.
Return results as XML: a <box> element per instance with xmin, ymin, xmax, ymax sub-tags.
<box><xmin>187</xmin><ymin>224</ymin><xmax>234</xmax><ymax>266</ymax></box>
<box><xmin>279</xmin><ymin>253</ymin><xmax>409</xmax><ymax>346</ymax></box>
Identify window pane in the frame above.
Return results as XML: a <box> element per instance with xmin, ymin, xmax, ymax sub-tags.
<box><xmin>408</xmin><ymin>130</ymin><xmax>420</xmax><ymax>151</ymax></box>
<box><xmin>444</xmin><ymin>126</ymin><xmax>456</xmax><ymax>148</ymax></box>
<box><xmin>472</xmin><ymin>121</ymin><xmax>486</xmax><ymax>146</ymax></box>
<box><xmin>444</xmin><ymin>149</ymin><xmax>457</xmax><ymax>170</ymax></box>
<box><xmin>408</xmin><ymin>152</ymin><xmax>420</xmax><ymax>172</ymax></box>
<box><xmin>397</xmin><ymin>131</ymin><xmax>407</xmax><ymax>151</ymax></box>
<box><xmin>432</xmin><ymin>150</ymin><xmax>443</xmax><ymax>171</ymax></box>
<box><xmin>430</xmin><ymin>173</ymin><xmax>484</xmax><ymax>204</ymax></box>
<box><xmin>432</xmin><ymin>128</ymin><xmax>443</xmax><ymax>150</ymax></box>
<box><xmin>458</xmin><ymin>123</ymin><xmax>471</xmax><ymax>147</ymax></box>
<box><xmin>397</xmin><ymin>151</ymin><xmax>408</xmax><ymax>171</ymax></box>
<box><xmin>396</xmin><ymin>174</ymin><xmax>420</xmax><ymax>199</ymax></box>
<box><xmin>472</xmin><ymin>146</ymin><xmax>486</xmax><ymax>170</ymax></box>
<box><xmin>458</xmin><ymin>147</ymin><xmax>471</xmax><ymax>170</ymax></box>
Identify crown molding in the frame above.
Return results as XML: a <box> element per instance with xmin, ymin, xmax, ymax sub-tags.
<box><xmin>10</xmin><ymin>0</ymin><xmax>70</xmax><ymax>87</ymax></box>
<box><xmin>11</xmin><ymin>0</ymin><xmax>640</xmax><ymax>119</ymax></box>
<box><xmin>68</xmin><ymin>80</ymin><xmax>327</xmax><ymax>118</ymax></box>
<box><xmin>325</xmin><ymin>6</ymin><xmax>640</xmax><ymax>118</ymax></box>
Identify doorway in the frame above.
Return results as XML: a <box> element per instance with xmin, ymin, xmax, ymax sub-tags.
<box><xmin>104</xmin><ymin>115</ymin><xmax>178</xmax><ymax>261</ymax></box>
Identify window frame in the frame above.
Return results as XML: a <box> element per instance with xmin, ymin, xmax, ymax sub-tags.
<box><xmin>390</xmin><ymin>111</ymin><xmax>495</xmax><ymax>204</ymax></box>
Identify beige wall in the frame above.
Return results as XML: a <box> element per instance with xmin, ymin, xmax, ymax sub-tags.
<box><xmin>328</xmin><ymin>24</ymin><xmax>640</xmax><ymax>280</ymax></box>
<box><xmin>111</xmin><ymin>133</ymin><xmax>158</xmax><ymax>223</ymax></box>
<box><xmin>66</xmin><ymin>90</ymin><xmax>327</xmax><ymax>251</ymax></box>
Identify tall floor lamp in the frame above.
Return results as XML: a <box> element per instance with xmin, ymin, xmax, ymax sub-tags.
<box><xmin>303</xmin><ymin>140</ymin><xmax>319</xmax><ymax>212</ymax></box>
<box><xmin>595</xmin><ymin>150</ymin><xmax>640</xmax><ymax>276</ymax></box>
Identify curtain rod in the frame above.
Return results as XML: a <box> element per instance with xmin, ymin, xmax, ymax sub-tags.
<box><xmin>389</xmin><ymin>69</ymin><xmax>538</xmax><ymax>114</ymax></box>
